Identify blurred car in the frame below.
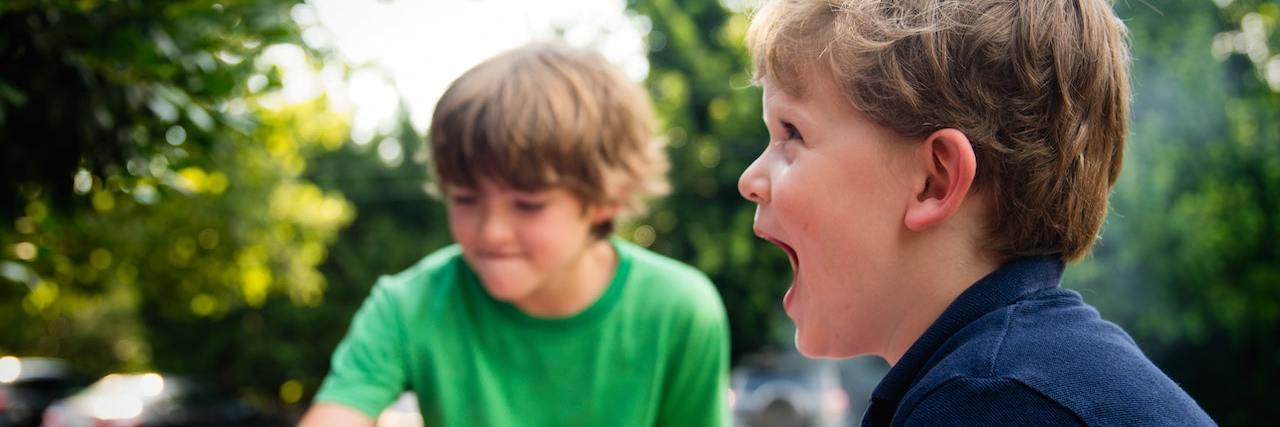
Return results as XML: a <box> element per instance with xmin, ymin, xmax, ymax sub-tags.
<box><xmin>0</xmin><ymin>356</ymin><xmax>85</xmax><ymax>427</ymax></box>
<box><xmin>731</xmin><ymin>351</ymin><xmax>849</xmax><ymax>427</ymax></box>
<box><xmin>41</xmin><ymin>373</ymin><xmax>284</xmax><ymax>427</ymax></box>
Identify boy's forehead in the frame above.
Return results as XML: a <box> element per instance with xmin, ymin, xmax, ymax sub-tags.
<box><xmin>761</xmin><ymin>74</ymin><xmax>844</xmax><ymax>122</ymax></box>
<box><xmin>446</xmin><ymin>178</ymin><xmax>547</xmax><ymax>194</ymax></box>
<box><xmin>761</xmin><ymin>78</ymin><xmax>803</xmax><ymax>116</ymax></box>
<box><xmin>444</xmin><ymin>177</ymin><xmax>597</xmax><ymax>201</ymax></box>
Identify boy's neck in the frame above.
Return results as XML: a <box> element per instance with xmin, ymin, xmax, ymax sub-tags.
<box><xmin>881</xmin><ymin>228</ymin><xmax>1000</xmax><ymax>365</ymax></box>
<box><xmin>512</xmin><ymin>238</ymin><xmax>618</xmax><ymax>318</ymax></box>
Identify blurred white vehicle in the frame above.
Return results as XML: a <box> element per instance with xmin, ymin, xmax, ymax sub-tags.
<box><xmin>42</xmin><ymin>373</ymin><xmax>283</xmax><ymax>427</ymax></box>
<box><xmin>731</xmin><ymin>352</ymin><xmax>849</xmax><ymax>427</ymax></box>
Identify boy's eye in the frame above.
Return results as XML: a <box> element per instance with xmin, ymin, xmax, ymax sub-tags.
<box><xmin>783</xmin><ymin>122</ymin><xmax>803</xmax><ymax>142</ymax></box>
<box><xmin>514</xmin><ymin>200</ymin><xmax>547</xmax><ymax>213</ymax></box>
<box><xmin>450</xmin><ymin>194</ymin><xmax>477</xmax><ymax>205</ymax></box>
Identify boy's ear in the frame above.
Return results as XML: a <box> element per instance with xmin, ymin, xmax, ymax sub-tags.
<box><xmin>588</xmin><ymin>201</ymin><xmax>623</xmax><ymax>225</ymax></box>
<box><xmin>904</xmin><ymin>128</ymin><xmax>978</xmax><ymax>231</ymax></box>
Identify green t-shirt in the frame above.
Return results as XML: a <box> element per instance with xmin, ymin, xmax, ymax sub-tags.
<box><xmin>314</xmin><ymin>237</ymin><xmax>730</xmax><ymax>426</ymax></box>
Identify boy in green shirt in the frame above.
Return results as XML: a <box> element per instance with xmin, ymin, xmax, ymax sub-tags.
<box><xmin>298</xmin><ymin>42</ymin><xmax>730</xmax><ymax>427</ymax></box>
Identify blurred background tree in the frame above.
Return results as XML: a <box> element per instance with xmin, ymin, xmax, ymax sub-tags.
<box><xmin>0</xmin><ymin>0</ymin><xmax>353</xmax><ymax>408</ymax></box>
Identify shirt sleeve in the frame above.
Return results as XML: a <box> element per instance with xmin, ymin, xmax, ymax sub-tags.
<box><xmin>312</xmin><ymin>276</ymin><xmax>409</xmax><ymax>419</ymax></box>
<box><xmin>656</xmin><ymin>287</ymin><xmax>731</xmax><ymax>427</ymax></box>
<box><xmin>903</xmin><ymin>377</ymin><xmax>1084</xmax><ymax>426</ymax></box>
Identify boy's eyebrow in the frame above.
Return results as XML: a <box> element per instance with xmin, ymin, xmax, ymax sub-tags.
<box><xmin>761</xmin><ymin>91</ymin><xmax>786</xmax><ymax>123</ymax></box>
<box><xmin>766</xmin><ymin>95</ymin><xmax>814</xmax><ymax>129</ymax></box>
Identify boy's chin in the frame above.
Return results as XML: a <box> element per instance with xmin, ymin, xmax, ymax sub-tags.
<box><xmin>478</xmin><ymin>277</ymin><xmax>533</xmax><ymax>301</ymax></box>
<box><xmin>794</xmin><ymin>329</ymin><xmax>856</xmax><ymax>360</ymax></box>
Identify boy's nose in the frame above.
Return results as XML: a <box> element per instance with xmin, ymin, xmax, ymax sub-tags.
<box><xmin>738</xmin><ymin>155</ymin><xmax>770</xmax><ymax>204</ymax></box>
<box><xmin>478</xmin><ymin>208</ymin><xmax>516</xmax><ymax>246</ymax></box>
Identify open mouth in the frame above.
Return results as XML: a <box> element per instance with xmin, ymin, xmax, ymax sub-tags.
<box><xmin>765</xmin><ymin>237</ymin><xmax>799</xmax><ymax>273</ymax></box>
<box><xmin>765</xmin><ymin>236</ymin><xmax>802</xmax><ymax>313</ymax></box>
<box><xmin>475</xmin><ymin>248</ymin><xmax>524</xmax><ymax>259</ymax></box>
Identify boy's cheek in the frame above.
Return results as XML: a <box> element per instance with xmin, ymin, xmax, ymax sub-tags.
<box><xmin>444</xmin><ymin>216</ymin><xmax>475</xmax><ymax>240</ymax></box>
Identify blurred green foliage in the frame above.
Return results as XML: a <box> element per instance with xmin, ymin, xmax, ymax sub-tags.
<box><xmin>0</xmin><ymin>0</ymin><xmax>352</xmax><ymax>408</ymax></box>
<box><xmin>1</xmin><ymin>0</ymin><xmax>1278</xmax><ymax>424</ymax></box>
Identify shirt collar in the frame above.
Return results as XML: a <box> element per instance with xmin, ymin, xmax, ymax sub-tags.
<box><xmin>870</xmin><ymin>256</ymin><xmax>1065</xmax><ymax>402</ymax></box>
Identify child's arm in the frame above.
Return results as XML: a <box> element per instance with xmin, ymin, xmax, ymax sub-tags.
<box><xmin>296</xmin><ymin>403</ymin><xmax>375</xmax><ymax>427</ymax></box>
<box><xmin>308</xmin><ymin>276</ymin><xmax>411</xmax><ymax>423</ymax></box>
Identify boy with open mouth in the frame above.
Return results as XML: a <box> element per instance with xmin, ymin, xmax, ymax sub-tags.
<box><xmin>737</xmin><ymin>0</ymin><xmax>1213</xmax><ymax>425</ymax></box>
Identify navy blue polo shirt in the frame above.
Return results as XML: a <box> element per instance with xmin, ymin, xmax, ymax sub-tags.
<box><xmin>863</xmin><ymin>257</ymin><xmax>1214</xmax><ymax>426</ymax></box>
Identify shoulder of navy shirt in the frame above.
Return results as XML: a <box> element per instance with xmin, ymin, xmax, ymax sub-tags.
<box><xmin>861</xmin><ymin>256</ymin><xmax>1215</xmax><ymax>427</ymax></box>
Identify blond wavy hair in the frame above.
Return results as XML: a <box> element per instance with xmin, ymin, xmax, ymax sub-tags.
<box><xmin>748</xmin><ymin>0</ymin><xmax>1132</xmax><ymax>261</ymax></box>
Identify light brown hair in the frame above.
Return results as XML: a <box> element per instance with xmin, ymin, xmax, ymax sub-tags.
<box><xmin>428</xmin><ymin>41</ymin><xmax>669</xmax><ymax>238</ymax></box>
<box><xmin>747</xmin><ymin>0</ymin><xmax>1131</xmax><ymax>261</ymax></box>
